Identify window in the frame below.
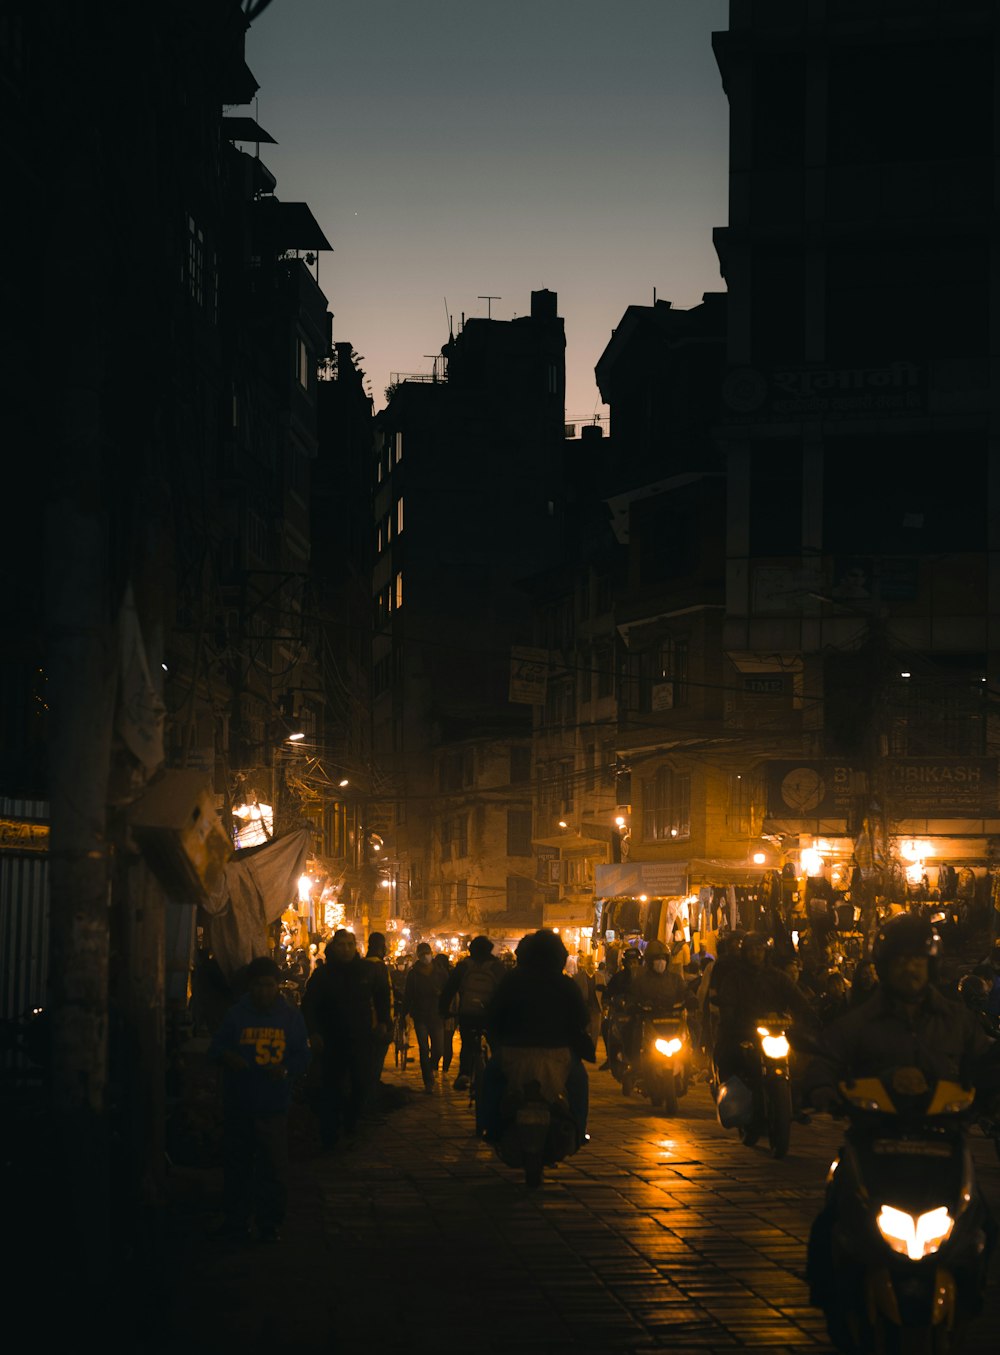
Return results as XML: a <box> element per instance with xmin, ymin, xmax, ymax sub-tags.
<box><xmin>642</xmin><ymin>766</ymin><xmax>691</xmax><ymax>841</ymax></box>
<box><xmin>558</xmin><ymin>759</ymin><xmax>574</xmax><ymax>814</ymax></box>
<box><xmin>584</xmin><ymin>743</ymin><xmax>596</xmax><ymax>792</ymax></box>
<box><xmin>456</xmin><ymin>879</ymin><xmax>468</xmax><ymax>915</ymax></box>
<box><xmin>578</xmin><ymin>646</ymin><xmax>592</xmax><ymax>704</ymax></box>
<box><xmin>394</xmin><ymin>571</ymin><xmax>403</xmax><ymax>611</ymax></box>
<box><xmin>396</xmin><ymin>497</ymin><xmax>404</xmax><ymax>536</ymax></box>
<box><xmin>394</xmin><ymin>431</ymin><xmax>403</xmax><ymax>464</ymax></box>
<box><xmin>510</xmin><ymin>746</ymin><xmax>531</xmax><ymax>785</ymax></box>
<box><xmin>727</xmin><ymin>773</ymin><xmax>754</xmax><ymax>835</ymax></box>
<box><xmin>442</xmin><ymin>814</ymin><xmax>468</xmax><ymax>860</ymax></box>
<box><xmin>440</xmin><ymin>750</ymin><xmax>473</xmax><ymax>791</ymax></box>
<box><xmin>595</xmin><ymin>643</ymin><xmax>614</xmax><ymax>698</ymax></box>
<box><xmin>506</xmin><ymin>874</ymin><xmax>533</xmax><ymax>912</ymax></box>
<box><xmin>186</xmin><ymin>215</ymin><xmax>204</xmax><ymax>305</ymax></box>
<box><xmin>545</xmin><ymin>676</ymin><xmax>575</xmax><ymax>727</ymax></box>
<box><xmin>297</xmin><ymin>338</ymin><xmax>310</xmax><ymax>389</ymax></box>
<box><xmin>601</xmin><ymin>741</ymin><xmax>617</xmax><ymax>787</ymax></box>
<box><xmin>507</xmin><ymin>809</ymin><xmax>532</xmax><ymax>857</ymax></box>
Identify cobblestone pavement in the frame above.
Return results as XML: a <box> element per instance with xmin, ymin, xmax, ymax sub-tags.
<box><xmin>165</xmin><ymin>1061</ymin><xmax>1000</xmax><ymax>1355</ymax></box>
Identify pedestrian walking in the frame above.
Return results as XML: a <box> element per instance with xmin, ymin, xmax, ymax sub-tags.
<box><xmin>432</xmin><ymin>951</ymin><xmax>457</xmax><ymax>1074</ymax></box>
<box><xmin>438</xmin><ymin>935</ymin><xmax>505</xmax><ymax>1091</ymax></box>
<box><xmin>208</xmin><ymin>956</ymin><xmax>310</xmax><ymax>1243</ymax></box>
<box><xmin>364</xmin><ymin>931</ymin><xmax>393</xmax><ymax>1107</ymax></box>
<box><xmin>302</xmin><ymin>929</ymin><xmax>390</xmax><ymax>1148</ymax></box>
<box><xmin>404</xmin><ymin>942</ymin><xmax>445</xmax><ymax>1091</ymax></box>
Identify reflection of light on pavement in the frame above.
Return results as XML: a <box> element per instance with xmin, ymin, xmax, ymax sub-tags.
<box><xmin>658</xmin><ymin>1139</ymin><xmax>676</xmax><ymax>1155</ymax></box>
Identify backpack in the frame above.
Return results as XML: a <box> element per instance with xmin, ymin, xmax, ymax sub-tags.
<box><xmin>459</xmin><ymin>959</ymin><xmax>501</xmax><ymax>1015</ymax></box>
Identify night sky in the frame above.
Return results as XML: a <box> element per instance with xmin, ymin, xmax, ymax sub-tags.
<box><xmin>242</xmin><ymin>0</ymin><xmax>730</xmax><ymax>422</ymax></box>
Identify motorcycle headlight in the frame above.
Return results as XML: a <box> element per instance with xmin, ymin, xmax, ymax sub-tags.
<box><xmin>756</xmin><ymin>1027</ymin><xmax>789</xmax><ymax>1059</ymax></box>
<box><xmin>654</xmin><ymin>1036</ymin><xmax>683</xmax><ymax>1057</ymax></box>
<box><xmin>875</xmin><ymin>1205</ymin><xmax>954</xmax><ymax>1261</ymax></box>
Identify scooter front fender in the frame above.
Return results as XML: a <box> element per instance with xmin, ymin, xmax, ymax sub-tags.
<box><xmin>865</xmin><ymin>1265</ymin><xmax>957</xmax><ymax>1330</ymax></box>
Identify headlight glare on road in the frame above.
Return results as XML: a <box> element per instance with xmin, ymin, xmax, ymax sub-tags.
<box><xmin>875</xmin><ymin>1204</ymin><xmax>953</xmax><ymax>1260</ymax></box>
<box><xmin>756</xmin><ymin>1028</ymin><xmax>790</xmax><ymax>1059</ymax></box>
<box><xmin>654</xmin><ymin>1037</ymin><xmax>683</xmax><ymax>1057</ymax></box>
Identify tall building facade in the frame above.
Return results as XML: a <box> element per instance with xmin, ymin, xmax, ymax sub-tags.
<box><xmin>370</xmin><ymin>291</ymin><xmax>567</xmax><ymax>938</ymax></box>
<box><xmin>713</xmin><ymin>0</ymin><xmax>999</xmax><ymax>925</ymax></box>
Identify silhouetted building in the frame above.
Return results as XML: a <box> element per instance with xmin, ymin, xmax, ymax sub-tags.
<box><xmin>371</xmin><ymin>291</ymin><xmax>567</xmax><ymax>934</ymax></box>
<box><xmin>712</xmin><ymin>0</ymin><xmax>999</xmax><ymax>924</ymax></box>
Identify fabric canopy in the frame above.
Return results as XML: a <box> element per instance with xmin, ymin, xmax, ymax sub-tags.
<box><xmin>203</xmin><ymin>828</ymin><xmax>311</xmax><ymax>978</ymax></box>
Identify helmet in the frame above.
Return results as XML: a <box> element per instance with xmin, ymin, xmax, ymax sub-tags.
<box><xmin>716</xmin><ymin>1076</ymin><xmax>753</xmax><ymax>1129</ymax></box>
<box><xmin>644</xmin><ymin>940</ymin><xmax>668</xmax><ymax>960</ymax></box>
<box><xmin>740</xmin><ymin>931</ymin><xmax>772</xmax><ymax>956</ymax></box>
<box><xmin>872</xmin><ymin>913</ymin><xmax>940</xmax><ymax>985</ymax></box>
<box><xmin>621</xmin><ymin>946</ymin><xmax>642</xmax><ymax>965</ymax></box>
<box><xmin>957</xmin><ymin>973</ymin><xmax>991</xmax><ymax>1011</ymax></box>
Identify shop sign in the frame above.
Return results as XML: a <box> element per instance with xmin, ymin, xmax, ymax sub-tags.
<box><xmin>594</xmin><ymin>861</ymin><xmax>688</xmax><ymax>897</ymax></box>
<box><xmin>767</xmin><ymin>762</ymin><xmax>853</xmax><ymax>817</ymax></box>
<box><xmin>0</xmin><ymin>817</ymin><xmax>49</xmax><ymax>853</ymax></box>
<box><xmin>723</xmin><ymin>360</ymin><xmax>924</xmax><ymax>421</ymax></box>
<box><xmin>887</xmin><ymin>758</ymin><xmax>998</xmax><ymax>817</ymax></box>
<box><xmin>766</xmin><ymin>758</ymin><xmax>999</xmax><ymax>819</ymax></box>
<box><xmin>508</xmin><ymin>646</ymin><xmax>548</xmax><ymax>705</ymax></box>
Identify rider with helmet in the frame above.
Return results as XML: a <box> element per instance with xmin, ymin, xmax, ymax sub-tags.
<box><xmin>625</xmin><ymin>939</ymin><xmax>692</xmax><ymax>1064</ymax></box>
<box><xmin>805</xmin><ymin>912</ymin><xmax>1000</xmax><ymax>1115</ymax></box>
<box><xmin>713</xmin><ymin>930</ymin><xmax>815</xmax><ymax>1083</ymax></box>
<box><xmin>602</xmin><ymin>946</ymin><xmax>642</xmax><ymax>1072</ymax></box>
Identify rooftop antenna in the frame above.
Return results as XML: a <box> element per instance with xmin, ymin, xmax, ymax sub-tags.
<box><xmin>444</xmin><ymin>298</ymin><xmax>453</xmax><ymax>341</ymax></box>
<box><xmin>478</xmin><ymin>295</ymin><xmax>501</xmax><ymax>319</ymax></box>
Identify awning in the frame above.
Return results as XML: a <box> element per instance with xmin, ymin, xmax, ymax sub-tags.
<box><xmin>253</xmin><ymin>198</ymin><xmax>333</xmax><ymax>252</ymax></box>
<box><xmin>222</xmin><ymin>115</ymin><xmax>277</xmax><ymax>144</ymax></box>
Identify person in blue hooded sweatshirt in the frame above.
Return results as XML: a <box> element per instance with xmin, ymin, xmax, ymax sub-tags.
<box><xmin>209</xmin><ymin>955</ymin><xmax>311</xmax><ymax>1243</ymax></box>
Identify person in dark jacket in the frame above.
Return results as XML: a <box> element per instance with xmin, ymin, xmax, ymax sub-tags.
<box><xmin>438</xmin><ymin>935</ymin><xmax>506</xmax><ymax>1091</ymax></box>
<box><xmin>602</xmin><ymin>946</ymin><xmax>641</xmax><ymax>1071</ymax></box>
<box><xmin>209</xmin><ymin>956</ymin><xmax>310</xmax><ymax>1242</ymax></box>
<box><xmin>404</xmin><ymin>942</ymin><xmax>445</xmax><ymax>1091</ymax></box>
<box><xmin>713</xmin><ymin>931</ymin><xmax>815</xmax><ymax>1082</ymax></box>
<box><xmin>364</xmin><ymin>932</ymin><xmax>393</xmax><ymax>1105</ymax></box>
<box><xmin>481</xmin><ymin>929</ymin><xmax>594</xmax><ymax>1140</ymax></box>
<box><xmin>804</xmin><ymin>914</ymin><xmax>1000</xmax><ymax>1112</ymax></box>
<box><xmin>804</xmin><ymin>914</ymin><xmax>1000</xmax><ymax>1310</ymax></box>
<box><xmin>302</xmin><ymin>929</ymin><xmax>389</xmax><ymax>1147</ymax></box>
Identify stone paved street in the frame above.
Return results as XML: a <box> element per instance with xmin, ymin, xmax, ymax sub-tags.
<box><xmin>165</xmin><ymin>1060</ymin><xmax>1000</xmax><ymax>1355</ymax></box>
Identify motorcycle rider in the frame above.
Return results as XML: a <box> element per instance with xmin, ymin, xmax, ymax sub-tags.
<box><xmin>481</xmin><ymin>929</ymin><xmax>594</xmax><ymax>1142</ymax></box>
<box><xmin>602</xmin><ymin>946</ymin><xmax>641</xmax><ymax>1072</ymax></box>
<box><xmin>805</xmin><ymin>913</ymin><xmax>1000</xmax><ymax>1113</ymax></box>
<box><xmin>625</xmin><ymin>939</ymin><xmax>691</xmax><ymax>1066</ymax></box>
<box><xmin>713</xmin><ymin>931</ymin><xmax>815</xmax><ymax>1084</ymax></box>
<box><xmin>804</xmin><ymin>912</ymin><xmax>1000</xmax><ymax>1315</ymax></box>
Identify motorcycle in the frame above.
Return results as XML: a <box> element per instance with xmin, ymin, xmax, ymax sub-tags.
<box><xmin>735</xmin><ymin>1012</ymin><xmax>794</xmax><ymax>1158</ymax></box>
<box><xmin>619</xmin><ymin>1003</ymin><xmax>690</xmax><ymax>1115</ymax></box>
<box><xmin>811</xmin><ymin>1067</ymin><xmax>989</xmax><ymax>1354</ymax></box>
<box><xmin>492</xmin><ymin>1046</ymin><xmax>581</xmax><ymax>1189</ymax></box>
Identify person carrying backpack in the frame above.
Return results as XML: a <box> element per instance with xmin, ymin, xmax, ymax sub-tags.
<box><xmin>439</xmin><ymin>935</ymin><xmax>505</xmax><ymax>1091</ymax></box>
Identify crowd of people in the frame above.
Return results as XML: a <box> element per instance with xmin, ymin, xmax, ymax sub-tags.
<box><xmin>204</xmin><ymin>914</ymin><xmax>1000</xmax><ymax>1248</ymax></box>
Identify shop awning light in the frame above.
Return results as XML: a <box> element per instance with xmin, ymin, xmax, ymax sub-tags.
<box><xmin>339</xmin><ymin>777</ymin><xmax>349</xmax><ymax>787</ymax></box>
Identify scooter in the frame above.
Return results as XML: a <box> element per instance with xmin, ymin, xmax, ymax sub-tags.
<box><xmin>492</xmin><ymin>1046</ymin><xmax>581</xmax><ymax>1189</ymax></box>
<box><xmin>621</xmin><ymin>1003</ymin><xmax>690</xmax><ymax>1116</ymax></box>
<box><xmin>811</xmin><ymin>1067</ymin><xmax>989</xmax><ymax>1354</ymax></box>
<box><xmin>736</xmin><ymin>1012</ymin><xmax>794</xmax><ymax>1158</ymax></box>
